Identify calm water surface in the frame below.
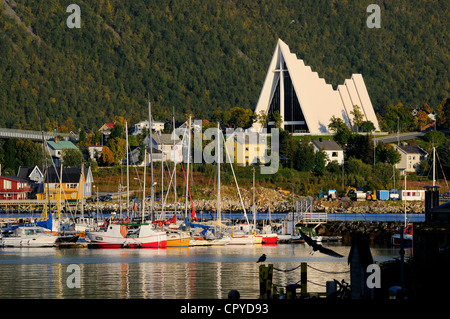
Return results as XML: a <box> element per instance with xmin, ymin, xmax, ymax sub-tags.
<box><xmin>0</xmin><ymin>244</ymin><xmax>409</xmax><ymax>299</ymax></box>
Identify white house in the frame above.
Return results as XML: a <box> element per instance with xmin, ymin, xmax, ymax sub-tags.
<box><xmin>394</xmin><ymin>144</ymin><xmax>427</xmax><ymax>173</ymax></box>
<box><xmin>145</xmin><ymin>132</ymin><xmax>182</xmax><ymax>162</ymax></box>
<box><xmin>131</xmin><ymin>120</ymin><xmax>164</xmax><ymax>135</ymax></box>
<box><xmin>310</xmin><ymin>139</ymin><xmax>344</xmax><ymax>165</ymax></box>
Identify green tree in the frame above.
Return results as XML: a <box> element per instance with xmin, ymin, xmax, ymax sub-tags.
<box><xmin>313</xmin><ymin>150</ymin><xmax>327</xmax><ymax>176</ymax></box>
<box><xmin>107</xmin><ymin>137</ymin><xmax>126</xmax><ymax>165</ymax></box>
<box><xmin>62</xmin><ymin>148</ymin><xmax>85</xmax><ymax>166</ymax></box>
<box><xmin>360</xmin><ymin>121</ymin><xmax>375</xmax><ymax>133</ymax></box>
<box><xmin>227</xmin><ymin>107</ymin><xmax>254</xmax><ymax>128</ymax></box>
<box><xmin>350</xmin><ymin>105</ymin><xmax>364</xmax><ymax>132</ymax></box>
<box><xmin>255</xmin><ymin>110</ymin><xmax>269</xmax><ymax>128</ymax></box>
<box><xmin>293</xmin><ymin>139</ymin><xmax>315</xmax><ymax>172</ymax></box>
<box><xmin>328</xmin><ymin>116</ymin><xmax>352</xmax><ymax>147</ymax></box>
<box><xmin>375</xmin><ymin>143</ymin><xmax>401</xmax><ymax>165</ymax></box>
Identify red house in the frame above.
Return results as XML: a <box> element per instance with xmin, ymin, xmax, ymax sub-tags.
<box><xmin>0</xmin><ymin>176</ymin><xmax>33</xmax><ymax>200</ymax></box>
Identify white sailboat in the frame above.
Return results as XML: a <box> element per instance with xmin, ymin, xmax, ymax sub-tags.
<box><xmin>189</xmin><ymin>122</ymin><xmax>231</xmax><ymax>246</ymax></box>
<box><xmin>221</xmin><ymin>127</ymin><xmax>254</xmax><ymax>245</ymax></box>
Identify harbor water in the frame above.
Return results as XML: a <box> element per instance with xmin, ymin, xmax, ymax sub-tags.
<box><xmin>0</xmin><ymin>244</ymin><xmax>410</xmax><ymax>299</ymax></box>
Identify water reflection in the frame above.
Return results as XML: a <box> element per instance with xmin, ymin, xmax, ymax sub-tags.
<box><xmin>0</xmin><ymin>244</ymin><xmax>408</xmax><ymax>299</ymax></box>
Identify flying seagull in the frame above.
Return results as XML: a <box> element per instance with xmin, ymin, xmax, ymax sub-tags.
<box><xmin>299</xmin><ymin>230</ymin><xmax>344</xmax><ymax>258</ymax></box>
<box><xmin>256</xmin><ymin>254</ymin><xmax>267</xmax><ymax>263</ymax></box>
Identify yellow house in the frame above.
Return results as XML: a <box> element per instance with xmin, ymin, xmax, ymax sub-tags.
<box><xmin>36</xmin><ymin>166</ymin><xmax>93</xmax><ymax>203</ymax></box>
<box><xmin>224</xmin><ymin>131</ymin><xmax>268</xmax><ymax>166</ymax></box>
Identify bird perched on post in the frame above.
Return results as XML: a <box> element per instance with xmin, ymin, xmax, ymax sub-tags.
<box><xmin>299</xmin><ymin>230</ymin><xmax>344</xmax><ymax>258</ymax></box>
<box><xmin>256</xmin><ymin>254</ymin><xmax>267</xmax><ymax>263</ymax></box>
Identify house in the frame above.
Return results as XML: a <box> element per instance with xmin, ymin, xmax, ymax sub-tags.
<box><xmin>46</xmin><ymin>140</ymin><xmax>79</xmax><ymax>166</ymax></box>
<box><xmin>98</xmin><ymin>123</ymin><xmax>115</xmax><ymax>136</ymax></box>
<box><xmin>35</xmin><ymin>165</ymin><xmax>93</xmax><ymax>202</ymax></box>
<box><xmin>17</xmin><ymin>166</ymin><xmax>44</xmax><ymax>184</ymax></box>
<box><xmin>394</xmin><ymin>144</ymin><xmax>427</xmax><ymax>173</ymax></box>
<box><xmin>310</xmin><ymin>139</ymin><xmax>344</xmax><ymax>165</ymax></box>
<box><xmin>127</xmin><ymin>147</ymin><xmax>163</xmax><ymax>165</ymax></box>
<box><xmin>131</xmin><ymin>120</ymin><xmax>164</xmax><ymax>135</ymax></box>
<box><xmin>224</xmin><ymin>131</ymin><xmax>268</xmax><ymax>166</ymax></box>
<box><xmin>145</xmin><ymin>132</ymin><xmax>182</xmax><ymax>162</ymax></box>
<box><xmin>17</xmin><ymin>165</ymin><xmax>45</xmax><ymax>197</ymax></box>
<box><xmin>0</xmin><ymin>176</ymin><xmax>33</xmax><ymax>200</ymax></box>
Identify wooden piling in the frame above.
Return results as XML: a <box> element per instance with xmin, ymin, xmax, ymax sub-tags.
<box><xmin>300</xmin><ymin>262</ymin><xmax>308</xmax><ymax>297</ymax></box>
<box><xmin>259</xmin><ymin>264</ymin><xmax>273</xmax><ymax>299</ymax></box>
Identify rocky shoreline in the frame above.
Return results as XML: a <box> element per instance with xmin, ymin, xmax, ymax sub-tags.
<box><xmin>85</xmin><ymin>196</ymin><xmax>425</xmax><ymax>215</ymax></box>
<box><xmin>85</xmin><ymin>185</ymin><xmax>426</xmax><ymax>214</ymax></box>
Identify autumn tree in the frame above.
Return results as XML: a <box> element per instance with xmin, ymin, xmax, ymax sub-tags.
<box><xmin>416</xmin><ymin>110</ymin><xmax>430</xmax><ymax>130</ymax></box>
<box><xmin>101</xmin><ymin>146</ymin><xmax>115</xmax><ymax>166</ymax></box>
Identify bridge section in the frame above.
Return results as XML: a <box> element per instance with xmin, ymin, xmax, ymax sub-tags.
<box><xmin>0</xmin><ymin>128</ymin><xmax>77</xmax><ymax>141</ymax></box>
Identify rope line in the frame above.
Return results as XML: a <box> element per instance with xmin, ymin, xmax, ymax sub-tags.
<box><xmin>273</xmin><ymin>264</ymin><xmax>302</xmax><ymax>272</ymax></box>
<box><xmin>307</xmin><ymin>264</ymin><xmax>350</xmax><ymax>274</ymax></box>
<box><xmin>272</xmin><ymin>264</ymin><xmax>349</xmax><ymax>274</ymax></box>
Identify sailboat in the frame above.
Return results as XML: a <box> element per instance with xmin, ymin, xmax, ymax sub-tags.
<box><xmin>251</xmin><ymin>167</ymin><xmax>277</xmax><ymax>244</ymax></box>
<box><xmin>220</xmin><ymin>126</ymin><xmax>254</xmax><ymax>245</ymax></box>
<box><xmin>86</xmin><ymin>119</ymin><xmax>167</xmax><ymax>248</ymax></box>
<box><xmin>183</xmin><ymin>121</ymin><xmax>230</xmax><ymax>246</ymax></box>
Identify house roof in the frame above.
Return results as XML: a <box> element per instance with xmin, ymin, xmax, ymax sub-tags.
<box><xmin>47</xmin><ymin>140</ymin><xmax>78</xmax><ymax>150</ymax></box>
<box><xmin>0</xmin><ymin>175</ymin><xmax>31</xmax><ymax>183</ymax></box>
<box><xmin>397</xmin><ymin>145</ymin><xmax>427</xmax><ymax>155</ymax></box>
<box><xmin>146</xmin><ymin>133</ymin><xmax>181</xmax><ymax>146</ymax></box>
<box><xmin>311</xmin><ymin>139</ymin><xmax>343</xmax><ymax>151</ymax></box>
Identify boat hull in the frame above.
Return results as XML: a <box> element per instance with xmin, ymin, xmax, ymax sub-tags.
<box><xmin>86</xmin><ymin>224</ymin><xmax>167</xmax><ymax>248</ymax></box>
<box><xmin>1</xmin><ymin>237</ymin><xmax>57</xmax><ymax>247</ymax></box>
<box><xmin>261</xmin><ymin>234</ymin><xmax>278</xmax><ymax>244</ymax></box>
<box><xmin>229</xmin><ymin>234</ymin><xmax>255</xmax><ymax>245</ymax></box>
<box><xmin>166</xmin><ymin>232</ymin><xmax>191</xmax><ymax>247</ymax></box>
<box><xmin>391</xmin><ymin>234</ymin><xmax>413</xmax><ymax>247</ymax></box>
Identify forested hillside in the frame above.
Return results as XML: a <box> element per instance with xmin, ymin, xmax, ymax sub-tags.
<box><xmin>0</xmin><ymin>0</ymin><xmax>448</xmax><ymax>130</ymax></box>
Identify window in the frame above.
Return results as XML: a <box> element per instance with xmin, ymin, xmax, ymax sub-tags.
<box><xmin>3</xmin><ymin>180</ymin><xmax>12</xmax><ymax>189</ymax></box>
<box><xmin>332</xmin><ymin>152</ymin><xmax>338</xmax><ymax>157</ymax></box>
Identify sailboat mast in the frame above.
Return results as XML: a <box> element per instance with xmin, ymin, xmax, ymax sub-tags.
<box><xmin>142</xmin><ymin>148</ymin><xmax>147</xmax><ymax>224</ymax></box>
<box><xmin>126</xmin><ymin>121</ymin><xmax>129</xmax><ymax>215</ymax></box>
<box><xmin>161</xmin><ymin>134</ymin><xmax>164</xmax><ymax>218</ymax></box>
<box><xmin>173</xmin><ymin>115</ymin><xmax>177</xmax><ymax>216</ymax></box>
<box><xmin>433</xmin><ymin>146</ymin><xmax>436</xmax><ymax>187</ymax></box>
<box><xmin>185</xmin><ymin>116</ymin><xmax>191</xmax><ymax>219</ymax></box>
<box><xmin>404</xmin><ymin>173</ymin><xmax>407</xmax><ymax>227</ymax></box>
<box><xmin>148</xmin><ymin>100</ymin><xmax>154</xmax><ymax>222</ymax></box>
<box><xmin>253</xmin><ymin>166</ymin><xmax>256</xmax><ymax>230</ymax></box>
<box><xmin>217</xmin><ymin>122</ymin><xmax>221</xmax><ymax>224</ymax></box>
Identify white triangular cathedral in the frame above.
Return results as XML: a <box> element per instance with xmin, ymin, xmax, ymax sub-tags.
<box><xmin>253</xmin><ymin>39</ymin><xmax>380</xmax><ymax>134</ymax></box>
